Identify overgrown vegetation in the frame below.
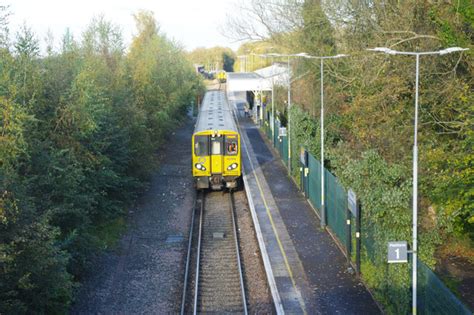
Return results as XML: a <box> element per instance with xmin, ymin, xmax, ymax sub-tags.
<box><xmin>230</xmin><ymin>0</ymin><xmax>472</xmax><ymax>312</ymax></box>
<box><xmin>0</xmin><ymin>9</ymin><xmax>203</xmax><ymax>313</ymax></box>
<box><xmin>186</xmin><ymin>46</ymin><xmax>236</xmax><ymax>72</ymax></box>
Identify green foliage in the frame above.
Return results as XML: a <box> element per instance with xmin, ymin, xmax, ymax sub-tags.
<box><xmin>186</xmin><ymin>46</ymin><xmax>236</xmax><ymax>72</ymax></box>
<box><xmin>223</xmin><ymin>52</ymin><xmax>235</xmax><ymax>72</ymax></box>
<box><xmin>234</xmin><ymin>41</ymin><xmax>276</xmax><ymax>72</ymax></box>
<box><xmin>0</xmin><ymin>11</ymin><xmax>203</xmax><ymax>313</ymax></box>
<box><xmin>91</xmin><ymin>217</ymin><xmax>127</xmax><ymax>250</ymax></box>
<box><xmin>299</xmin><ymin>0</ymin><xmax>335</xmax><ymax>55</ymax></box>
<box><xmin>428</xmin><ymin>0</ymin><xmax>474</xmax><ymax>48</ymax></box>
<box><xmin>0</xmin><ymin>217</ymin><xmax>73</xmax><ymax>314</ymax></box>
<box><xmin>262</xmin><ymin>0</ymin><xmax>474</xmax><ymax>312</ymax></box>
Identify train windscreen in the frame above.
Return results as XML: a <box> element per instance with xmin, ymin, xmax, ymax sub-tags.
<box><xmin>194</xmin><ymin>135</ymin><xmax>209</xmax><ymax>156</ymax></box>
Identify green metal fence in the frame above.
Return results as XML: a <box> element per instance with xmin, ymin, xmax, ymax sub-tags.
<box><xmin>258</xmin><ymin>112</ymin><xmax>471</xmax><ymax>314</ymax></box>
<box><xmin>273</xmin><ymin>118</ymin><xmax>279</xmax><ymax>147</ymax></box>
<box><xmin>307</xmin><ymin>154</ymin><xmax>321</xmax><ymax>216</ymax></box>
<box><xmin>281</xmin><ymin>136</ymin><xmax>288</xmax><ymax>165</ymax></box>
<box><xmin>325</xmin><ymin>169</ymin><xmax>347</xmax><ymax>243</ymax></box>
<box><xmin>298</xmin><ymin>150</ymin><xmax>348</xmax><ymax>245</ymax></box>
<box><xmin>270</xmin><ymin>117</ymin><xmax>289</xmax><ymax>165</ymax></box>
<box><xmin>418</xmin><ymin>260</ymin><xmax>471</xmax><ymax>315</ymax></box>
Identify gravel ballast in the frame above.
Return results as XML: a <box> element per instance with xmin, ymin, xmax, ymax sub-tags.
<box><xmin>71</xmin><ymin>116</ymin><xmax>274</xmax><ymax>314</ymax></box>
<box><xmin>71</xmin><ymin>120</ymin><xmax>195</xmax><ymax>314</ymax></box>
<box><xmin>233</xmin><ymin>190</ymin><xmax>275</xmax><ymax>314</ymax></box>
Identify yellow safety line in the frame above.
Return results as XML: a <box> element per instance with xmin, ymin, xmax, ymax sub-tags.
<box><xmin>240</xmin><ymin>121</ymin><xmax>307</xmax><ymax>315</ymax></box>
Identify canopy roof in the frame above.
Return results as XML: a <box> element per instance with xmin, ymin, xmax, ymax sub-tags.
<box><xmin>226</xmin><ymin>64</ymin><xmax>290</xmax><ymax>92</ymax></box>
<box><xmin>254</xmin><ymin>63</ymin><xmax>290</xmax><ymax>86</ymax></box>
<box><xmin>226</xmin><ymin>72</ymin><xmax>272</xmax><ymax>92</ymax></box>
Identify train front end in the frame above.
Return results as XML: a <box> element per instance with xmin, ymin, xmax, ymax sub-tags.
<box><xmin>192</xmin><ymin>130</ymin><xmax>241</xmax><ymax>190</ymax></box>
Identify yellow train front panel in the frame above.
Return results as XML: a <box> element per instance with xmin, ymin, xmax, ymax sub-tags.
<box><xmin>192</xmin><ymin>130</ymin><xmax>241</xmax><ymax>190</ymax></box>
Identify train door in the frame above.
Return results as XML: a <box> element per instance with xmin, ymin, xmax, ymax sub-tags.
<box><xmin>210</xmin><ymin>136</ymin><xmax>223</xmax><ymax>174</ymax></box>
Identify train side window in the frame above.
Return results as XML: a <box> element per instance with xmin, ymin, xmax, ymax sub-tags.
<box><xmin>194</xmin><ymin>135</ymin><xmax>209</xmax><ymax>156</ymax></box>
<box><xmin>226</xmin><ymin>137</ymin><xmax>238</xmax><ymax>155</ymax></box>
<box><xmin>211</xmin><ymin>137</ymin><xmax>222</xmax><ymax>155</ymax></box>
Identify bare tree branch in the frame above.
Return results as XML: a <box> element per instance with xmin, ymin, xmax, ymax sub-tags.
<box><xmin>223</xmin><ymin>0</ymin><xmax>304</xmax><ymax>43</ymax></box>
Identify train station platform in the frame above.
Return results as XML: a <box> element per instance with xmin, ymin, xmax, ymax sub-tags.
<box><xmin>228</xmin><ymin>91</ymin><xmax>381</xmax><ymax>314</ymax></box>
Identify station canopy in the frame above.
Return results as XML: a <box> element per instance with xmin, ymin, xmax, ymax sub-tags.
<box><xmin>226</xmin><ymin>63</ymin><xmax>290</xmax><ymax>92</ymax></box>
<box><xmin>254</xmin><ymin>63</ymin><xmax>290</xmax><ymax>86</ymax></box>
<box><xmin>226</xmin><ymin>72</ymin><xmax>271</xmax><ymax>92</ymax></box>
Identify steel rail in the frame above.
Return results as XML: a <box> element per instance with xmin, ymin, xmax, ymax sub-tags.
<box><xmin>186</xmin><ymin>190</ymin><xmax>248</xmax><ymax>315</ymax></box>
<box><xmin>180</xmin><ymin>190</ymin><xmax>200</xmax><ymax>315</ymax></box>
<box><xmin>193</xmin><ymin>192</ymin><xmax>204</xmax><ymax>315</ymax></box>
<box><xmin>229</xmin><ymin>190</ymin><xmax>249</xmax><ymax>315</ymax></box>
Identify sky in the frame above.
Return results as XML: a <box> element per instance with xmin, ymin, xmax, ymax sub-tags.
<box><xmin>6</xmin><ymin>0</ymin><xmax>242</xmax><ymax>52</ymax></box>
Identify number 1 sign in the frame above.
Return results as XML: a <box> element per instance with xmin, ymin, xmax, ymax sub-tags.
<box><xmin>388</xmin><ymin>241</ymin><xmax>408</xmax><ymax>263</ymax></box>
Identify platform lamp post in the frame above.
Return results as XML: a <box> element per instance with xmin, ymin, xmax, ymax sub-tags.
<box><xmin>367</xmin><ymin>46</ymin><xmax>468</xmax><ymax>315</ymax></box>
<box><xmin>252</xmin><ymin>53</ymin><xmax>266</xmax><ymax>124</ymax></box>
<box><xmin>261</xmin><ymin>52</ymin><xmax>319</xmax><ymax>172</ymax></box>
<box><xmin>237</xmin><ymin>55</ymin><xmax>246</xmax><ymax>72</ymax></box>
<box><xmin>300</xmin><ymin>53</ymin><xmax>348</xmax><ymax>228</ymax></box>
<box><xmin>240</xmin><ymin>53</ymin><xmax>250</xmax><ymax>72</ymax></box>
<box><xmin>259</xmin><ymin>53</ymin><xmax>281</xmax><ymax>144</ymax></box>
<box><xmin>286</xmin><ymin>55</ymin><xmax>292</xmax><ymax>170</ymax></box>
<box><xmin>258</xmin><ymin>53</ymin><xmax>291</xmax><ymax>169</ymax></box>
<box><xmin>284</xmin><ymin>53</ymin><xmax>298</xmax><ymax>171</ymax></box>
<box><xmin>267</xmin><ymin>54</ymin><xmax>278</xmax><ymax>143</ymax></box>
<box><xmin>285</xmin><ymin>52</ymin><xmax>308</xmax><ymax>172</ymax></box>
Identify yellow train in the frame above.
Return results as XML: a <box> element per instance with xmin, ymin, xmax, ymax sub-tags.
<box><xmin>217</xmin><ymin>71</ymin><xmax>226</xmax><ymax>83</ymax></box>
<box><xmin>192</xmin><ymin>90</ymin><xmax>241</xmax><ymax>190</ymax></box>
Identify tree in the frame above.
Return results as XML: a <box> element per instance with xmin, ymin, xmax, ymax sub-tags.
<box><xmin>0</xmin><ymin>5</ymin><xmax>10</xmax><ymax>47</ymax></box>
<box><xmin>1</xmin><ymin>12</ymin><xmax>203</xmax><ymax>313</ymax></box>
<box><xmin>186</xmin><ymin>46</ymin><xmax>236</xmax><ymax>72</ymax></box>
<box><xmin>224</xmin><ymin>0</ymin><xmax>304</xmax><ymax>47</ymax></box>
<box><xmin>223</xmin><ymin>51</ymin><xmax>235</xmax><ymax>72</ymax></box>
<box><xmin>13</xmin><ymin>24</ymin><xmax>40</xmax><ymax>107</ymax></box>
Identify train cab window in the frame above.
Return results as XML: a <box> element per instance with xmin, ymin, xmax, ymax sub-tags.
<box><xmin>194</xmin><ymin>135</ymin><xmax>209</xmax><ymax>156</ymax></box>
<box><xmin>211</xmin><ymin>137</ymin><xmax>223</xmax><ymax>155</ymax></box>
<box><xmin>226</xmin><ymin>137</ymin><xmax>238</xmax><ymax>155</ymax></box>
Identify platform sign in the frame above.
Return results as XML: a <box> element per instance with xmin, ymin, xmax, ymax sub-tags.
<box><xmin>279</xmin><ymin>127</ymin><xmax>287</xmax><ymax>137</ymax></box>
<box><xmin>348</xmin><ymin>188</ymin><xmax>357</xmax><ymax>217</ymax></box>
<box><xmin>387</xmin><ymin>241</ymin><xmax>408</xmax><ymax>263</ymax></box>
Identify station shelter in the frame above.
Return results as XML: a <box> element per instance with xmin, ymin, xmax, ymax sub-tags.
<box><xmin>226</xmin><ymin>65</ymin><xmax>289</xmax><ymax>125</ymax></box>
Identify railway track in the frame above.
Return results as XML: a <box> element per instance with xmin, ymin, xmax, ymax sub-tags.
<box><xmin>181</xmin><ymin>190</ymin><xmax>247</xmax><ymax>314</ymax></box>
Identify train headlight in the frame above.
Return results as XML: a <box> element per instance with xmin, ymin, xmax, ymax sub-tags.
<box><xmin>195</xmin><ymin>163</ymin><xmax>206</xmax><ymax>171</ymax></box>
<box><xmin>227</xmin><ymin>163</ymin><xmax>238</xmax><ymax>170</ymax></box>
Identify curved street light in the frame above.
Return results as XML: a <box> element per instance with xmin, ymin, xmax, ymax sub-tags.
<box><xmin>257</xmin><ymin>52</ymin><xmax>312</xmax><ymax>171</ymax></box>
<box><xmin>299</xmin><ymin>53</ymin><xmax>348</xmax><ymax>228</ymax></box>
<box><xmin>367</xmin><ymin>46</ymin><xmax>469</xmax><ymax>315</ymax></box>
<box><xmin>259</xmin><ymin>51</ymin><xmax>349</xmax><ymax>229</ymax></box>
